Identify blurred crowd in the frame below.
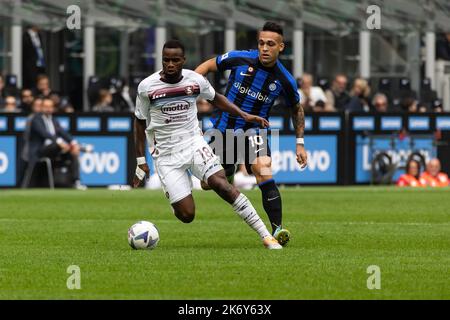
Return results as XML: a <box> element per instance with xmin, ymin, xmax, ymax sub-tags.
<box><xmin>1</xmin><ymin>71</ymin><xmax>445</xmax><ymax>115</ymax></box>
<box><xmin>397</xmin><ymin>158</ymin><xmax>449</xmax><ymax>187</ymax></box>
<box><xmin>0</xmin><ymin>72</ymin><xmax>137</xmax><ymax>114</ymax></box>
<box><xmin>296</xmin><ymin>73</ymin><xmax>445</xmax><ymax>114</ymax></box>
<box><xmin>0</xmin><ymin>25</ymin><xmax>447</xmax><ymax>114</ymax></box>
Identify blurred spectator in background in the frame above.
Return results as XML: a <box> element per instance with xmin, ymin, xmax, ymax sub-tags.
<box><xmin>92</xmin><ymin>89</ymin><xmax>115</xmax><ymax>112</ymax></box>
<box><xmin>298</xmin><ymin>73</ymin><xmax>329</xmax><ymax>112</ymax></box>
<box><xmin>345</xmin><ymin>78</ymin><xmax>371</xmax><ymax>112</ymax></box>
<box><xmin>19</xmin><ymin>89</ymin><xmax>34</xmax><ymax>113</ymax></box>
<box><xmin>197</xmin><ymin>98</ymin><xmax>213</xmax><ymax>114</ymax></box>
<box><xmin>21</xmin><ymin>98</ymin><xmax>42</xmax><ymax>167</ymax></box>
<box><xmin>30</xmin><ymin>97</ymin><xmax>43</xmax><ymax>114</ymax></box>
<box><xmin>1</xmin><ymin>96</ymin><xmax>21</xmax><ymax>113</ymax></box>
<box><xmin>57</xmin><ymin>96</ymin><xmax>74</xmax><ymax>113</ymax></box>
<box><xmin>34</xmin><ymin>74</ymin><xmax>52</xmax><ymax>97</ymax></box>
<box><xmin>0</xmin><ymin>74</ymin><xmax>5</xmax><ymax>106</ymax></box>
<box><xmin>313</xmin><ymin>100</ymin><xmax>326</xmax><ymax>112</ymax></box>
<box><xmin>436</xmin><ymin>33</ymin><xmax>450</xmax><ymax>61</ymax></box>
<box><xmin>23</xmin><ymin>26</ymin><xmax>46</xmax><ymax>89</ymax></box>
<box><xmin>22</xmin><ymin>98</ymin><xmax>84</xmax><ymax>189</ymax></box>
<box><xmin>325</xmin><ymin>74</ymin><xmax>350</xmax><ymax>111</ymax></box>
<box><xmin>371</xmin><ymin>93</ymin><xmax>389</xmax><ymax>113</ymax></box>
<box><xmin>60</xmin><ymin>103</ymin><xmax>75</xmax><ymax>113</ymax></box>
<box><xmin>419</xmin><ymin>158</ymin><xmax>449</xmax><ymax>187</ymax></box>
<box><xmin>401</xmin><ymin>97</ymin><xmax>418</xmax><ymax>113</ymax></box>
<box><xmin>417</xmin><ymin>102</ymin><xmax>429</xmax><ymax>113</ymax></box>
<box><xmin>112</xmin><ymin>78</ymin><xmax>135</xmax><ymax>112</ymax></box>
<box><xmin>49</xmin><ymin>92</ymin><xmax>61</xmax><ymax>110</ymax></box>
<box><xmin>397</xmin><ymin>159</ymin><xmax>423</xmax><ymax>187</ymax></box>
<box><xmin>432</xmin><ymin>99</ymin><xmax>444</xmax><ymax>113</ymax></box>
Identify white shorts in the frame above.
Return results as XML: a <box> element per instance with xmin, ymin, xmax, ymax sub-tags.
<box><xmin>154</xmin><ymin>136</ymin><xmax>222</xmax><ymax>204</ymax></box>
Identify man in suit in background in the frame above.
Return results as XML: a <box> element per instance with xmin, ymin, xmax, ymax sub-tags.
<box><xmin>23</xmin><ymin>26</ymin><xmax>46</xmax><ymax>90</ymax></box>
<box><xmin>22</xmin><ymin>98</ymin><xmax>85</xmax><ymax>189</ymax></box>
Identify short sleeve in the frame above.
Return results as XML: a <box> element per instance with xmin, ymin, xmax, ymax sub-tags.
<box><xmin>282</xmin><ymin>81</ymin><xmax>301</xmax><ymax>108</ymax></box>
<box><xmin>216</xmin><ymin>50</ymin><xmax>257</xmax><ymax>72</ymax></box>
<box><xmin>196</xmin><ymin>75</ymin><xmax>216</xmax><ymax>101</ymax></box>
<box><xmin>135</xmin><ymin>90</ymin><xmax>150</xmax><ymax>120</ymax></box>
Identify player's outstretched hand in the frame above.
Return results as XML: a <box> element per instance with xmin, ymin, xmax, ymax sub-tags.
<box><xmin>133</xmin><ymin>163</ymin><xmax>150</xmax><ymax>188</ymax></box>
<box><xmin>243</xmin><ymin>114</ymin><xmax>269</xmax><ymax>128</ymax></box>
<box><xmin>296</xmin><ymin>144</ymin><xmax>308</xmax><ymax>169</ymax></box>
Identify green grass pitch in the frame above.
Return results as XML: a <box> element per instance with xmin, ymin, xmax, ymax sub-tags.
<box><xmin>0</xmin><ymin>187</ymin><xmax>449</xmax><ymax>299</ymax></box>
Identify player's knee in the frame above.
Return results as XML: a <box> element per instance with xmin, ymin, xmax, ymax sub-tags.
<box><xmin>175</xmin><ymin>209</ymin><xmax>195</xmax><ymax>223</ymax></box>
<box><xmin>253</xmin><ymin>163</ymin><xmax>273</xmax><ymax>183</ymax></box>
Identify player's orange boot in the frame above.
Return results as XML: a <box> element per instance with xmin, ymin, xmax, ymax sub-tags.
<box><xmin>263</xmin><ymin>235</ymin><xmax>283</xmax><ymax>250</ymax></box>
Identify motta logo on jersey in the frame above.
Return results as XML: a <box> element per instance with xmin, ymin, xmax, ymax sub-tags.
<box><xmin>161</xmin><ymin>100</ymin><xmax>190</xmax><ymax>115</ymax></box>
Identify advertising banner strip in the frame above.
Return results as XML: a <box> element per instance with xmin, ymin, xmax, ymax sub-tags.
<box><xmin>353</xmin><ymin>117</ymin><xmax>375</xmax><ymax>131</ymax></box>
<box><xmin>107</xmin><ymin>118</ymin><xmax>131</xmax><ymax>132</ymax></box>
<box><xmin>77</xmin><ymin>117</ymin><xmax>101</xmax><ymax>132</ymax></box>
<box><xmin>408</xmin><ymin>117</ymin><xmax>430</xmax><ymax>131</ymax></box>
<box><xmin>381</xmin><ymin>117</ymin><xmax>402</xmax><ymax>131</ymax></box>
<box><xmin>0</xmin><ymin>136</ymin><xmax>16</xmax><ymax>186</ymax></box>
<box><xmin>14</xmin><ymin>117</ymin><xmax>28</xmax><ymax>132</ymax></box>
<box><xmin>319</xmin><ymin>117</ymin><xmax>341</xmax><ymax>131</ymax></box>
<box><xmin>56</xmin><ymin>117</ymin><xmax>70</xmax><ymax>131</ymax></box>
<box><xmin>436</xmin><ymin>117</ymin><xmax>450</xmax><ymax>130</ymax></box>
<box><xmin>0</xmin><ymin>117</ymin><xmax>7</xmax><ymax>131</ymax></box>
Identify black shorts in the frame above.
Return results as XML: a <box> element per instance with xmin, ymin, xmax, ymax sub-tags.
<box><xmin>207</xmin><ymin>130</ymin><xmax>271</xmax><ymax>176</ymax></box>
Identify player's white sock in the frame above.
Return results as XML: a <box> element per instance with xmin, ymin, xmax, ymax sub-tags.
<box><xmin>232</xmin><ymin>193</ymin><xmax>271</xmax><ymax>239</ymax></box>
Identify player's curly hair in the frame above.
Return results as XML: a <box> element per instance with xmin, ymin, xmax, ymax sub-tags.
<box><xmin>262</xmin><ymin>21</ymin><xmax>283</xmax><ymax>36</ymax></box>
<box><xmin>163</xmin><ymin>39</ymin><xmax>185</xmax><ymax>54</ymax></box>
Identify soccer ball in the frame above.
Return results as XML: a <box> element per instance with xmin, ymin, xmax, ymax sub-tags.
<box><xmin>128</xmin><ymin>221</ymin><xmax>160</xmax><ymax>250</ymax></box>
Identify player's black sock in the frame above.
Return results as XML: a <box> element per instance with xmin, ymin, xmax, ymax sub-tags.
<box><xmin>258</xmin><ymin>179</ymin><xmax>282</xmax><ymax>234</ymax></box>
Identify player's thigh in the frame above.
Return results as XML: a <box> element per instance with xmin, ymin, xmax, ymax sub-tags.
<box><xmin>190</xmin><ymin>138</ymin><xmax>223</xmax><ymax>182</ymax></box>
<box><xmin>155</xmin><ymin>160</ymin><xmax>193</xmax><ymax>205</ymax></box>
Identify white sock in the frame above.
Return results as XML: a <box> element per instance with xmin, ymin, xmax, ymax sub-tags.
<box><xmin>232</xmin><ymin>193</ymin><xmax>271</xmax><ymax>239</ymax></box>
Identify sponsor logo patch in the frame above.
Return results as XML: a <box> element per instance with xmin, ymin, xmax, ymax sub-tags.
<box><xmin>161</xmin><ymin>100</ymin><xmax>190</xmax><ymax>115</ymax></box>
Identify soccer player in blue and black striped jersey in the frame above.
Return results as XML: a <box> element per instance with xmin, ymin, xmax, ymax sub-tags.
<box><xmin>195</xmin><ymin>22</ymin><xmax>308</xmax><ymax>246</ymax></box>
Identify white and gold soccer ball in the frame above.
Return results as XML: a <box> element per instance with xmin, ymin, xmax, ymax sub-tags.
<box><xmin>127</xmin><ymin>221</ymin><xmax>160</xmax><ymax>250</ymax></box>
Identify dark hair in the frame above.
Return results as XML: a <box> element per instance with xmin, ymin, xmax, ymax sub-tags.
<box><xmin>262</xmin><ymin>21</ymin><xmax>283</xmax><ymax>36</ymax></box>
<box><xmin>163</xmin><ymin>39</ymin><xmax>185</xmax><ymax>54</ymax></box>
<box><xmin>406</xmin><ymin>159</ymin><xmax>420</xmax><ymax>178</ymax></box>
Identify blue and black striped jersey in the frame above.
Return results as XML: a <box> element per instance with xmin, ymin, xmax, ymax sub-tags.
<box><xmin>212</xmin><ymin>49</ymin><xmax>300</xmax><ymax>132</ymax></box>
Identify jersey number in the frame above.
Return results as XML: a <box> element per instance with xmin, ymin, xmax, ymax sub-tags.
<box><xmin>248</xmin><ymin>135</ymin><xmax>264</xmax><ymax>147</ymax></box>
<box><xmin>196</xmin><ymin>147</ymin><xmax>214</xmax><ymax>164</ymax></box>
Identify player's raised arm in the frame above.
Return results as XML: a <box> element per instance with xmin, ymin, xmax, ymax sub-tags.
<box><xmin>195</xmin><ymin>57</ymin><xmax>218</xmax><ymax>76</ymax></box>
<box><xmin>211</xmin><ymin>93</ymin><xmax>269</xmax><ymax>129</ymax></box>
<box><xmin>133</xmin><ymin>116</ymin><xmax>150</xmax><ymax>187</ymax></box>
<box><xmin>291</xmin><ymin>102</ymin><xmax>307</xmax><ymax>169</ymax></box>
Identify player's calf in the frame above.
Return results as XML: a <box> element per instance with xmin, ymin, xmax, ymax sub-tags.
<box><xmin>207</xmin><ymin>170</ymin><xmax>279</xmax><ymax>248</ymax></box>
<box><xmin>207</xmin><ymin>171</ymin><xmax>240</xmax><ymax>204</ymax></box>
<box><xmin>172</xmin><ymin>195</ymin><xmax>196</xmax><ymax>223</ymax></box>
